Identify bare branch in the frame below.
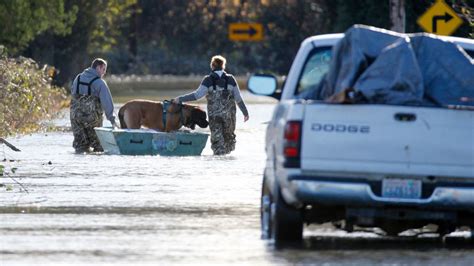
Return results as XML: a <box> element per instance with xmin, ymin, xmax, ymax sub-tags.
<box><xmin>0</xmin><ymin>138</ymin><xmax>21</xmax><ymax>152</ymax></box>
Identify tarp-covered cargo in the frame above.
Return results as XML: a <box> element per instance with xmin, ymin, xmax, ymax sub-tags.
<box><xmin>299</xmin><ymin>25</ymin><xmax>474</xmax><ymax>107</ymax></box>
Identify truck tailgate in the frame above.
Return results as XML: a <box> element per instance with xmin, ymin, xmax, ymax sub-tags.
<box><xmin>301</xmin><ymin>104</ymin><xmax>474</xmax><ymax>177</ymax></box>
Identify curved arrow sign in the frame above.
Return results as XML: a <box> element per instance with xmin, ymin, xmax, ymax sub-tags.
<box><xmin>432</xmin><ymin>12</ymin><xmax>453</xmax><ymax>33</ymax></box>
<box><xmin>417</xmin><ymin>0</ymin><xmax>463</xmax><ymax>36</ymax></box>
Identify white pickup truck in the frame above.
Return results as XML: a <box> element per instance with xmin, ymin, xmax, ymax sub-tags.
<box><xmin>248</xmin><ymin>31</ymin><xmax>474</xmax><ymax>242</ymax></box>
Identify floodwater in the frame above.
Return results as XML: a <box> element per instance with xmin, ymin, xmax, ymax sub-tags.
<box><xmin>1</xmin><ymin>101</ymin><xmax>474</xmax><ymax>265</ymax></box>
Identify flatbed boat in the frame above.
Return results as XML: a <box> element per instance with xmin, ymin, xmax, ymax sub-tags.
<box><xmin>94</xmin><ymin>127</ymin><xmax>208</xmax><ymax>156</ymax></box>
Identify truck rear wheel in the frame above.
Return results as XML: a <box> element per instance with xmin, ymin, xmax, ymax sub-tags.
<box><xmin>260</xmin><ymin>177</ymin><xmax>303</xmax><ymax>242</ymax></box>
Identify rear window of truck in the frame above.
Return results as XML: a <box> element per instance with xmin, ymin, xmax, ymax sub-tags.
<box><xmin>295</xmin><ymin>46</ymin><xmax>332</xmax><ymax>95</ymax></box>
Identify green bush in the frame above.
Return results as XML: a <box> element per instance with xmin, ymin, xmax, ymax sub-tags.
<box><xmin>0</xmin><ymin>46</ymin><xmax>67</xmax><ymax>136</ymax></box>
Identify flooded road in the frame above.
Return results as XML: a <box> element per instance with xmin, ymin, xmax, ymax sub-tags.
<box><xmin>1</xmin><ymin>103</ymin><xmax>474</xmax><ymax>265</ymax></box>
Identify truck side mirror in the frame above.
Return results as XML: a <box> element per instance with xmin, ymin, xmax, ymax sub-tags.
<box><xmin>247</xmin><ymin>74</ymin><xmax>281</xmax><ymax>100</ymax></box>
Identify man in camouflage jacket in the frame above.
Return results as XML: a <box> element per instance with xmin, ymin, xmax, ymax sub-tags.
<box><xmin>175</xmin><ymin>55</ymin><xmax>249</xmax><ymax>155</ymax></box>
<box><xmin>70</xmin><ymin>58</ymin><xmax>117</xmax><ymax>153</ymax></box>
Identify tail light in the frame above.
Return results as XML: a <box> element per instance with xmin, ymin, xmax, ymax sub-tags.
<box><xmin>283</xmin><ymin>121</ymin><xmax>301</xmax><ymax>168</ymax></box>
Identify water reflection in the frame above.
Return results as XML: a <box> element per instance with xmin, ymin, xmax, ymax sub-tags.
<box><xmin>273</xmin><ymin>233</ymin><xmax>474</xmax><ymax>251</ymax></box>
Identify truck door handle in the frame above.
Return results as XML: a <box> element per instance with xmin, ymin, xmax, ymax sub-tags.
<box><xmin>394</xmin><ymin>113</ymin><xmax>416</xmax><ymax>122</ymax></box>
<box><xmin>130</xmin><ymin>139</ymin><xmax>144</xmax><ymax>144</ymax></box>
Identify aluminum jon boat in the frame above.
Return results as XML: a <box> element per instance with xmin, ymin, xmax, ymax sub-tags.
<box><xmin>94</xmin><ymin>127</ymin><xmax>209</xmax><ymax>156</ymax></box>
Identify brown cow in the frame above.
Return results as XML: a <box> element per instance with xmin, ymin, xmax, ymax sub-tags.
<box><xmin>118</xmin><ymin>100</ymin><xmax>208</xmax><ymax>132</ymax></box>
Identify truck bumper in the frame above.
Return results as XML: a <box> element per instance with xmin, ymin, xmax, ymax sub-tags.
<box><xmin>290</xmin><ymin>178</ymin><xmax>474</xmax><ymax>210</ymax></box>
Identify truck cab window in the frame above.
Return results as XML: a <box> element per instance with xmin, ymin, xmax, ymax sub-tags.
<box><xmin>296</xmin><ymin>47</ymin><xmax>332</xmax><ymax>95</ymax></box>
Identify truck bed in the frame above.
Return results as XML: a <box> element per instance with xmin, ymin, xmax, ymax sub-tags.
<box><xmin>301</xmin><ymin>103</ymin><xmax>474</xmax><ymax>178</ymax></box>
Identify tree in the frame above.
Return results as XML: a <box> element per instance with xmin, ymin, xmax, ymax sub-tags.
<box><xmin>0</xmin><ymin>0</ymin><xmax>77</xmax><ymax>54</ymax></box>
<box><xmin>24</xmin><ymin>0</ymin><xmax>136</xmax><ymax>85</ymax></box>
<box><xmin>390</xmin><ymin>0</ymin><xmax>406</xmax><ymax>32</ymax></box>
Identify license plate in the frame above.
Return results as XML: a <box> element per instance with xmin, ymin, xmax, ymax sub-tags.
<box><xmin>382</xmin><ymin>178</ymin><xmax>422</xmax><ymax>199</ymax></box>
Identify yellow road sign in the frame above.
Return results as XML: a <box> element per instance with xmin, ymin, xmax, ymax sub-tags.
<box><xmin>417</xmin><ymin>0</ymin><xmax>463</xmax><ymax>36</ymax></box>
<box><xmin>228</xmin><ymin>23</ymin><xmax>263</xmax><ymax>41</ymax></box>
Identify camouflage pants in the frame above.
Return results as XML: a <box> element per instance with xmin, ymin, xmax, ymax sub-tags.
<box><xmin>209</xmin><ymin>115</ymin><xmax>236</xmax><ymax>155</ymax></box>
<box><xmin>70</xmin><ymin>95</ymin><xmax>104</xmax><ymax>153</ymax></box>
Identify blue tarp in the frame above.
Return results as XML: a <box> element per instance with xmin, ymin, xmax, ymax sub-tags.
<box><xmin>299</xmin><ymin>25</ymin><xmax>474</xmax><ymax>107</ymax></box>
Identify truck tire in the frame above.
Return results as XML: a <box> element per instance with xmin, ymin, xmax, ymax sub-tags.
<box><xmin>260</xmin><ymin>177</ymin><xmax>272</xmax><ymax>239</ymax></box>
<box><xmin>272</xmin><ymin>186</ymin><xmax>304</xmax><ymax>242</ymax></box>
<box><xmin>261</xmin><ymin>176</ymin><xmax>303</xmax><ymax>242</ymax></box>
